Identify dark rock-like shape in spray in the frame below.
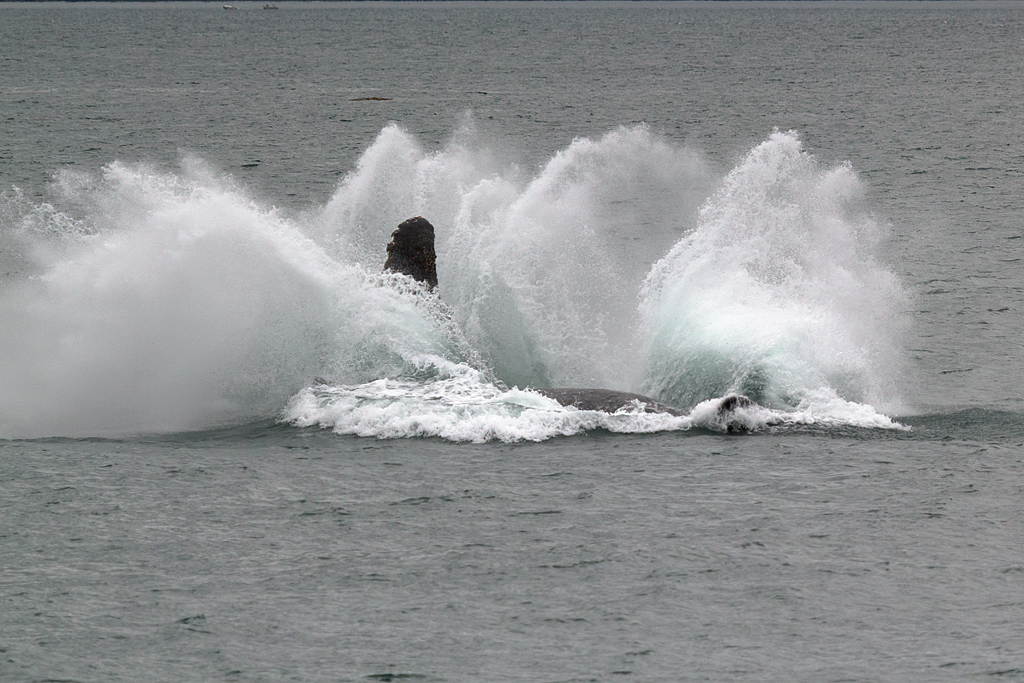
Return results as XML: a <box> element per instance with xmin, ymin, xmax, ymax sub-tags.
<box><xmin>383</xmin><ymin>216</ymin><xmax>438</xmax><ymax>290</ymax></box>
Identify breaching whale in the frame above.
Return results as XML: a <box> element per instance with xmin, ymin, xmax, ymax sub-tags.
<box><xmin>382</xmin><ymin>217</ymin><xmax>752</xmax><ymax>419</ymax></box>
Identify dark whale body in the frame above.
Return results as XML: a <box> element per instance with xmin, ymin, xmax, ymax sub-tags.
<box><xmin>536</xmin><ymin>389</ymin><xmax>754</xmax><ymax>421</ymax></box>
<box><xmin>535</xmin><ymin>388</ymin><xmax>683</xmax><ymax>416</ymax></box>
<box><xmin>383</xmin><ymin>217</ymin><xmax>752</xmax><ymax>419</ymax></box>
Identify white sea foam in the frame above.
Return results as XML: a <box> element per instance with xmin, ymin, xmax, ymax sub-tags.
<box><xmin>286</xmin><ymin>363</ymin><xmax>904</xmax><ymax>443</ymax></box>
<box><xmin>286</xmin><ymin>358</ymin><xmax>693</xmax><ymax>443</ymax></box>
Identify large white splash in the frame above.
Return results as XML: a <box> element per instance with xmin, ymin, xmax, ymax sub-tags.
<box><xmin>0</xmin><ymin>123</ymin><xmax>907</xmax><ymax>439</ymax></box>
<box><xmin>639</xmin><ymin>131</ymin><xmax>908</xmax><ymax>415</ymax></box>
<box><xmin>316</xmin><ymin>121</ymin><xmax>714</xmax><ymax>390</ymax></box>
<box><xmin>286</xmin><ymin>126</ymin><xmax>909</xmax><ymax>441</ymax></box>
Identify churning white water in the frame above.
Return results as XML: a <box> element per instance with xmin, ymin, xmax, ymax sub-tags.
<box><xmin>0</xmin><ymin>123</ymin><xmax>906</xmax><ymax>440</ymax></box>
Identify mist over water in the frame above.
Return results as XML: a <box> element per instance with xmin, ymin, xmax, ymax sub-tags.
<box><xmin>0</xmin><ymin>121</ymin><xmax>907</xmax><ymax>440</ymax></box>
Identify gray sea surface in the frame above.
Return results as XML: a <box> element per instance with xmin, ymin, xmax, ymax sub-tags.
<box><xmin>2</xmin><ymin>2</ymin><xmax>1024</xmax><ymax>681</ymax></box>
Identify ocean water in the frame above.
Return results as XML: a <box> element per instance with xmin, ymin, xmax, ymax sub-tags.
<box><xmin>2</xmin><ymin>2</ymin><xmax>1023</xmax><ymax>681</ymax></box>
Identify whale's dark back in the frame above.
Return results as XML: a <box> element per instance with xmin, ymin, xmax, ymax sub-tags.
<box><xmin>536</xmin><ymin>388</ymin><xmax>683</xmax><ymax>416</ymax></box>
<box><xmin>383</xmin><ymin>216</ymin><xmax>438</xmax><ymax>290</ymax></box>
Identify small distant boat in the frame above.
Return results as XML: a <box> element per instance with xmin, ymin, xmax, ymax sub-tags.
<box><xmin>223</xmin><ymin>4</ymin><xmax>237</xmax><ymax>9</ymax></box>
<box><xmin>263</xmin><ymin>3</ymin><xmax>278</xmax><ymax>8</ymax></box>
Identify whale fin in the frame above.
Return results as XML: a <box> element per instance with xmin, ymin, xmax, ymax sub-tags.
<box><xmin>383</xmin><ymin>216</ymin><xmax>438</xmax><ymax>290</ymax></box>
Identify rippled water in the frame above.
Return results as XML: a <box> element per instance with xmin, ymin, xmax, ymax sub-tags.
<box><xmin>2</xmin><ymin>2</ymin><xmax>1024</xmax><ymax>681</ymax></box>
